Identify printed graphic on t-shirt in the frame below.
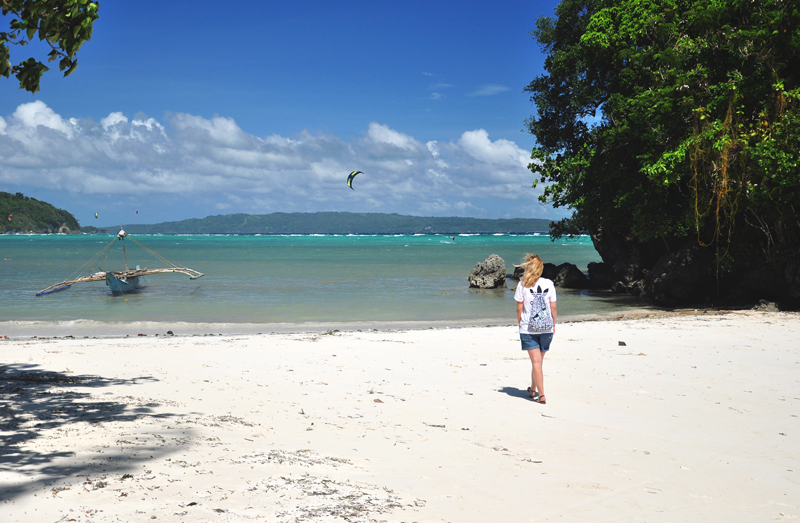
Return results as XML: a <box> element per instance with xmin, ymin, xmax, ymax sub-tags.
<box><xmin>527</xmin><ymin>286</ymin><xmax>553</xmax><ymax>332</ymax></box>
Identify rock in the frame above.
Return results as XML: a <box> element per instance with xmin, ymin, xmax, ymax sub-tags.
<box><xmin>752</xmin><ymin>299</ymin><xmax>779</xmax><ymax>312</ymax></box>
<box><xmin>610</xmin><ymin>281</ymin><xmax>629</xmax><ymax>294</ymax></box>
<box><xmin>515</xmin><ymin>262</ymin><xmax>589</xmax><ymax>289</ymax></box>
<box><xmin>468</xmin><ymin>254</ymin><xmax>506</xmax><ymax>289</ymax></box>
<box><xmin>553</xmin><ymin>263</ymin><xmax>589</xmax><ymax>289</ymax></box>
<box><xmin>587</xmin><ymin>262</ymin><xmax>613</xmax><ymax>289</ymax></box>
<box><xmin>591</xmin><ymin>230</ymin><xmax>645</xmax><ymax>284</ymax></box>
<box><xmin>642</xmin><ymin>242</ymin><xmax>713</xmax><ymax>304</ymax></box>
<box><xmin>785</xmin><ymin>263</ymin><xmax>800</xmax><ymax>301</ymax></box>
<box><xmin>542</xmin><ymin>263</ymin><xmax>559</xmax><ymax>280</ymax></box>
<box><xmin>591</xmin><ymin>227</ymin><xmax>676</xmax><ymax>285</ymax></box>
<box><xmin>628</xmin><ymin>279</ymin><xmax>646</xmax><ymax>297</ymax></box>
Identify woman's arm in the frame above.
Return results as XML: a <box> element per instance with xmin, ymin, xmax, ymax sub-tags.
<box><xmin>550</xmin><ymin>302</ymin><xmax>557</xmax><ymax>333</ymax></box>
<box><xmin>517</xmin><ymin>301</ymin><xmax>524</xmax><ymax>325</ymax></box>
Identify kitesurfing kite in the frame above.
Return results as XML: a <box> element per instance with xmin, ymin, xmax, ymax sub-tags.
<box><xmin>136</xmin><ymin>210</ymin><xmax>139</xmax><ymax>216</ymax></box>
<box><xmin>94</xmin><ymin>212</ymin><xmax>98</xmax><ymax>219</ymax></box>
<box><xmin>346</xmin><ymin>170</ymin><xmax>362</xmax><ymax>190</ymax></box>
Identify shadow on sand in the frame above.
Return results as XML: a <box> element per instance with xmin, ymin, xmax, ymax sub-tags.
<box><xmin>0</xmin><ymin>363</ymin><xmax>180</xmax><ymax>501</ymax></box>
<box><xmin>497</xmin><ymin>386</ymin><xmax>532</xmax><ymax>400</ymax></box>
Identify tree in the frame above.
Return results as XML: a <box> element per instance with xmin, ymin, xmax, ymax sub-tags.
<box><xmin>526</xmin><ymin>0</ymin><xmax>800</xmax><ymax>303</ymax></box>
<box><xmin>1</xmin><ymin>0</ymin><xmax>99</xmax><ymax>93</ymax></box>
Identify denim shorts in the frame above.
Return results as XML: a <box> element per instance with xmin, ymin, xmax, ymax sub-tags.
<box><xmin>520</xmin><ymin>333</ymin><xmax>553</xmax><ymax>352</ymax></box>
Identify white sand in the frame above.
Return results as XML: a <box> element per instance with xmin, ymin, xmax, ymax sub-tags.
<box><xmin>1</xmin><ymin>311</ymin><xmax>798</xmax><ymax>522</ymax></box>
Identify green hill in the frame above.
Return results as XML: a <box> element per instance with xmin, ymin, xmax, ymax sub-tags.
<box><xmin>113</xmin><ymin>212</ymin><xmax>553</xmax><ymax>234</ymax></box>
<box><xmin>0</xmin><ymin>192</ymin><xmax>81</xmax><ymax>234</ymax></box>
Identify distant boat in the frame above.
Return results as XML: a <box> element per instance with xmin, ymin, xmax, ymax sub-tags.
<box><xmin>36</xmin><ymin>228</ymin><xmax>204</xmax><ymax>296</ymax></box>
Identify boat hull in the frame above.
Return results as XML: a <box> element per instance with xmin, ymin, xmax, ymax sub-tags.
<box><xmin>105</xmin><ymin>273</ymin><xmax>142</xmax><ymax>296</ymax></box>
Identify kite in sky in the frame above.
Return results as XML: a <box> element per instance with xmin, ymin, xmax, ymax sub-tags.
<box><xmin>136</xmin><ymin>210</ymin><xmax>139</xmax><ymax>215</ymax></box>
<box><xmin>94</xmin><ymin>212</ymin><xmax>98</xmax><ymax>219</ymax></box>
<box><xmin>346</xmin><ymin>170</ymin><xmax>362</xmax><ymax>190</ymax></box>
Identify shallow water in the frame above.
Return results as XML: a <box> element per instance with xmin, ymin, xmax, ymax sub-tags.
<box><xmin>0</xmin><ymin>233</ymin><xmax>657</xmax><ymax>334</ymax></box>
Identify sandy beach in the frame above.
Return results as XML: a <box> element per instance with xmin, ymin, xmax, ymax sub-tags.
<box><xmin>2</xmin><ymin>311</ymin><xmax>798</xmax><ymax>522</ymax></box>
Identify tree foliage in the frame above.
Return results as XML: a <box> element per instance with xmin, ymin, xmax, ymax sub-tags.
<box><xmin>0</xmin><ymin>191</ymin><xmax>80</xmax><ymax>233</ymax></box>
<box><xmin>526</xmin><ymin>0</ymin><xmax>800</xmax><ymax>276</ymax></box>
<box><xmin>1</xmin><ymin>0</ymin><xmax>98</xmax><ymax>93</ymax></box>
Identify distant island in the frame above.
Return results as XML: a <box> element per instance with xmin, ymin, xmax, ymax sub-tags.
<box><xmin>110</xmin><ymin>212</ymin><xmax>552</xmax><ymax>235</ymax></box>
<box><xmin>0</xmin><ymin>192</ymin><xmax>80</xmax><ymax>234</ymax></box>
<box><xmin>1</xmin><ymin>192</ymin><xmax>553</xmax><ymax>235</ymax></box>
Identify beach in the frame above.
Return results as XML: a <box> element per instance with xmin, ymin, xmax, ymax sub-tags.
<box><xmin>2</xmin><ymin>310</ymin><xmax>798</xmax><ymax>522</ymax></box>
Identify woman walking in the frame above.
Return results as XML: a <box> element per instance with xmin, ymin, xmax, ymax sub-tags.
<box><xmin>514</xmin><ymin>254</ymin><xmax>557</xmax><ymax>404</ymax></box>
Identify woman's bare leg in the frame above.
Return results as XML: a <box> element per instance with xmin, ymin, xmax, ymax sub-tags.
<box><xmin>528</xmin><ymin>349</ymin><xmax>546</xmax><ymax>399</ymax></box>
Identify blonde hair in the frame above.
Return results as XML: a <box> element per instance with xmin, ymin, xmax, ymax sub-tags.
<box><xmin>519</xmin><ymin>254</ymin><xmax>543</xmax><ymax>287</ymax></box>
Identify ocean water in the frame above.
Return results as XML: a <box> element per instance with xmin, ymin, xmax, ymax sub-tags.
<box><xmin>0</xmin><ymin>233</ymin><xmax>655</xmax><ymax>335</ymax></box>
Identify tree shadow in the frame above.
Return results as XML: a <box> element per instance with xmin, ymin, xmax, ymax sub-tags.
<box><xmin>497</xmin><ymin>386</ymin><xmax>531</xmax><ymax>400</ymax></box>
<box><xmin>0</xmin><ymin>363</ymin><xmax>180</xmax><ymax>501</ymax></box>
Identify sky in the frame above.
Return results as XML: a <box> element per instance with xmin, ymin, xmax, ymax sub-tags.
<box><xmin>0</xmin><ymin>0</ymin><xmax>566</xmax><ymax>226</ymax></box>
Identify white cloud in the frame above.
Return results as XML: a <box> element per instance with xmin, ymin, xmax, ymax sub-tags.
<box><xmin>0</xmin><ymin>102</ymin><xmax>560</xmax><ymax>219</ymax></box>
<box><xmin>12</xmin><ymin>100</ymin><xmax>74</xmax><ymax>136</ymax></box>
<box><xmin>101</xmin><ymin>112</ymin><xmax>128</xmax><ymax>129</ymax></box>
<box><xmin>468</xmin><ymin>84</ymin><xmax>510</xmax><ymax>97</ymax></box>
<box><xmin>458</xmin><ymin>129</ymin><xmax>529</xmax><ymax>172</ymax></box>
<box><xmin>366</xmin><ymin>122</ymin><xmax>419</xmax><ymax>151</ymax></box>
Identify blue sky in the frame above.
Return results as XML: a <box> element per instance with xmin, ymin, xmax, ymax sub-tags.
<box><xmin>0</xmin><ymin>0</ymin><xmax>566</xmax><ymax>226</ymax></box>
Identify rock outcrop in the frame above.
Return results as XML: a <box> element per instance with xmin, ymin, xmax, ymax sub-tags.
<box><xmin>587</xmin><ymin>261</ymin><xmax>614</xmax><ymax>289</ymax></box>
<box><xmin>468</xmin><ymin>254</ymin><xmax>506</xmax><ymax>289</ymax></box>
<box><xmin>553</xmin><ymin>263</ymin><xmax>590</xmax><ymax>289</ymax></box>
<box><xmin>752</xmin><ymin>299</ymin><xmax>780</xmax><ymax>312</ymax></box>
<box><xmin>541</xmin><ymin>262</ymin><xmax>589</xmax><ymax>288</ymax></box>
<box><xmin>512</xmin><ymin>262</ymin><xmax>589</xmax><ymax>289</ymax></box>
<box><xmin>642</xmin><ymin>242</ymin><xmax>713</xmax><ymax>305</ymax></box>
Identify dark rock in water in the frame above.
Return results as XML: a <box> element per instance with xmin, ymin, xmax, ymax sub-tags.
<box><xmin>468</xmin><ymin>254</ymin><xmax>506</xmax><ymax>289</ymax></box>
<box><xmin>752</xmin><ymin>299</ymin><xmax>779</xmax><ymax>312</ymax></box>
<box><xmin>628</xmin><ymin>279</ymin><xmax>645</xmax><ymax>297</ymax></box>
<box><xmin>589</xmin><ymin>224</ymin><xmax>800</xmax><ymax>306</ymax></box>
<box><xmin>643</xmin><ymin>242</ymin><xmax>713</xmax><ymax>304</ymax></box>
<box><xmin>553</xmin><ymin>263</ymin><xmax>589</xmax><ymax>289</ymax></box>
<box><xmin>517</xmin><ymin>262</ymin><xmax>589</xmax><ymax>289</ymax></box>
<box><xmin>610</xmin><ymin>281</ymin><xmax>628</xmax><ymax>294</ymax></box>
<box><xmin>591</xmin><ymin>231</ymin><xmax>645</xmax><ymax>284</ymax></box>
<box><xmin>587</xmin><ymin>262</ymin><xmax>613</xmax><ymax>289</ymax></box>
<box><xmin>542</xmin><ymin>263</ymin><xmax>559</xmax><ymax>281</ymax></box>
<box><xmin>591</xmin><ymin>228</ymin><xmax>676</xmax><ymax>285</ymax></box>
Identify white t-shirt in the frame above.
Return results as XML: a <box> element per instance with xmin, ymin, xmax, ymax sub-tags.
<box><xmin>514</xmin><ymin>277</ymin><xmax>557</xmax><ymax>334</ymax></box>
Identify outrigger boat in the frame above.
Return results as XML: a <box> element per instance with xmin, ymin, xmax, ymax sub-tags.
<box><xmin>36</xmin><ymin>228</ymin><xmax>204</xmax><ymax>296</ymax></box>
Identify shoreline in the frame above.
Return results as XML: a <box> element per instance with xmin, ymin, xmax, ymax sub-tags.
<box><xmin>0</xmin><ymin>306</ymin><xmax>786</xmax><ymax>340</ymax></box>
<box><xmin>1</xmin><ymin>310</ymin><xmax>797</xmax><ymax>521</ymax></box>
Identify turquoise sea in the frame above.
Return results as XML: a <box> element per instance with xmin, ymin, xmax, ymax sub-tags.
<box><xmin>0</xmin><ymin>234</ymin><xmax>655</xmax><ymax>336</ymax></box>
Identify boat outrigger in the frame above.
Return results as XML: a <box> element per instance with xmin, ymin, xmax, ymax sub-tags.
<box><xmin>36</xmin><ymin>228</ymin><xmax>204</xmax><ymax>296</ymax></box>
